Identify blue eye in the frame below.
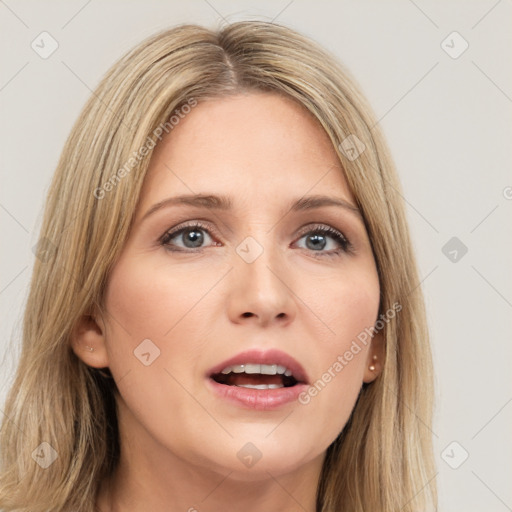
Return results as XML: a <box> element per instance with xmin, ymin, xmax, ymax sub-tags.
<box><xmin>160</xmin><ymin>222</ymin><xmax>351</xmax><ymax>257</ymax></box>
<box><xmin>160</xmin><ymin>222</ymin><xmax>217</xmax><ymax>251</ymax></box>
<box><xmin>295</xmin><ymin>225</ymin><xmax>351</xmax><ymax>257</ymax></box>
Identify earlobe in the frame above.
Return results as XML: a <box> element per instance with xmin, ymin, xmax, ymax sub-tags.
<box><xmin>70</xmin><ymin>312</ymin><xmax>110</xmax><ymax>369</ymax></box>
<box><xmin>363</xmin><ymin>330</ymin><xmax>385</xmax><ymax>383</ymax></box>
<box><xmin>368</xmin><ymin>354</ymin><xmax>378</xmax><ymax>372</ymax></box>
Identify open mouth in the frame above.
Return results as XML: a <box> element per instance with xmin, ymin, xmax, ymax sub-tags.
<box><xmin>210</xmin><ymin>363</ymin><xmax>300</xmax><ymax>389</ymax></box>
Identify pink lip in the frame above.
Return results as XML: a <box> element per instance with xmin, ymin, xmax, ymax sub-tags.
<box><xmin>206</xmin><ymin>378</ymin><xmax>309</xmax><ymax>411</ymax></box>
<box><xmin>206</xmin><ymin>348</ymin><xmax>310</xmax><ymax>411</ymax></box>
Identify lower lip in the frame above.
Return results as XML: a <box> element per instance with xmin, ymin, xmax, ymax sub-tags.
<box><xmin>207</xmin><ymin>378</ymin><xmax>308</xmax><ymax>411</ymax></box>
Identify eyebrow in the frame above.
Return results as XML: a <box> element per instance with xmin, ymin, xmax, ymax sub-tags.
<box><xmin>141</xmin><ymin>193</ymin><xmax>362</xmax><ymax>222</ymax></box>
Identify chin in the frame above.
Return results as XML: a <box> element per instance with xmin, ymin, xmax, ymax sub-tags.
<box><xmin>192</xmin><ymin>436</ymin><xmax>323</xmax><ymax>481</ymax></box>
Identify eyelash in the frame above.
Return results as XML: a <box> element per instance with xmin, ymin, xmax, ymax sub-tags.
<box><xmin>159</xmin><ymin>221</ymin><xmax>352</xmax><ymax>258</ymax></box>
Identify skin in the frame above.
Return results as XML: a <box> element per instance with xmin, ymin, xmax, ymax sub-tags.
<box><xmin>72</xmin><ymin>91</ymin><xmax>384</xmax><ymax>512</ymax></box>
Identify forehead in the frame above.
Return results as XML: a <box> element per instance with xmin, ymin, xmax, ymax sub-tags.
<box><xmin>139</xmin><ymin>92</ymin><xmax>355</xmax><ymax>213</ymax></box>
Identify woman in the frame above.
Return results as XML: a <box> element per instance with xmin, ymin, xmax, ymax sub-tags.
<box><xmin>0</xmin><ymin>21</ymin><xmax>437</xmax><ymax>511</ymax></box>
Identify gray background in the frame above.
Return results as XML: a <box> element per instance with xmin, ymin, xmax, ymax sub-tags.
<box><xmin>1</xmin><ymin>1</ymin><xmax>511</xmax><ymax>510</ymax></box>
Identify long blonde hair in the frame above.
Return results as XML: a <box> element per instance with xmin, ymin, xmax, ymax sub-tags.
<box><xmin>0</xmin><ymin>21</ymin><xmax>437</xmax><ymax>511</ymax></box>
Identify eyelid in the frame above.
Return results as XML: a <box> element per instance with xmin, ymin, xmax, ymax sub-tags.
<box><xmin>159</xmin><ymin>220</ymin><xmax>218</xmax><ymax>245</ymax></box>
<box><xmin>295</xmin><ymin>222</ymin><xmax>347</xmax><ymax>240</ymax></box>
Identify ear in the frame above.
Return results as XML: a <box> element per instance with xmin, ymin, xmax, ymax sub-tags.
<box><xmin>70</xmin><ymin>307</ymin><xmax>110</xmax><ymax>369</ymax></box>
<box><xmin>363</xmin><ymin>330</ymin><xmax>385</xmax><ymax>384</ymax></box>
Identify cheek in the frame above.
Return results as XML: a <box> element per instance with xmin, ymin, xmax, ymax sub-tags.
<box><xmin>103</xmin><ymin>257</ymin><xmax>217</xmax><ymax>341</ymax></box>
<box><xmin>100</xmin><ymin>258</ymin><xmax>217</xmax><ymax>442</ymax></box>
<box><xmin>294</xmin><ymin>262</ymin><xmax>379</xmax><ymax>428</ymax></box>
<box><xmin>101</xmin><ymin>258</ymin><xmax>196</xmax><ymax>376</ymax></box>
<box><xmin>299</xmin><ymin>261</ymin><xmax>380</xmax><ymax>346</ymax></box>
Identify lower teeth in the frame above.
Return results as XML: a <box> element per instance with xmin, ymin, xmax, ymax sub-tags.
<box><xmin>235</xmin><ymin>383</ymin><xmax>284</xmax><ymax>389</ymax></box>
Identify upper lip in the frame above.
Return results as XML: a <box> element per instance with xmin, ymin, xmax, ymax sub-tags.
<box><xmin>208</xmin><ymin>348</ymin><xmax>309</xmax><ymax>384</ymax></box>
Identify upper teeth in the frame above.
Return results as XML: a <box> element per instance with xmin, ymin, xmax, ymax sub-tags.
<box><xmin>220</xmin><ymin>364</ymin><xmax>293</xmax><ymax>377</ymax></box>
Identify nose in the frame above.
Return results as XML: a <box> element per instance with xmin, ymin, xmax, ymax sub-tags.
<box><xmin>225</xmin><ymin>238</ymin><xmax>297</xmax><ymax>328</ymax></box>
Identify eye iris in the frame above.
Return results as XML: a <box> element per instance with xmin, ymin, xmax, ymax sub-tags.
<box><xmin>306</xmin><ymin>233</ymin><xmax>326</xmax><ymax>251</ymax></box>
<box><xmin>183</xmin><ymin>228</ymin><xmax>204</xmax><ymax>248</ymax></box>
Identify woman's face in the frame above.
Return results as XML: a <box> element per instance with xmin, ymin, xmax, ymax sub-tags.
<box><xmin>94</xmin><ymin>92</ymin><xmax>382</xmax><ymax>479</ymax></box>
